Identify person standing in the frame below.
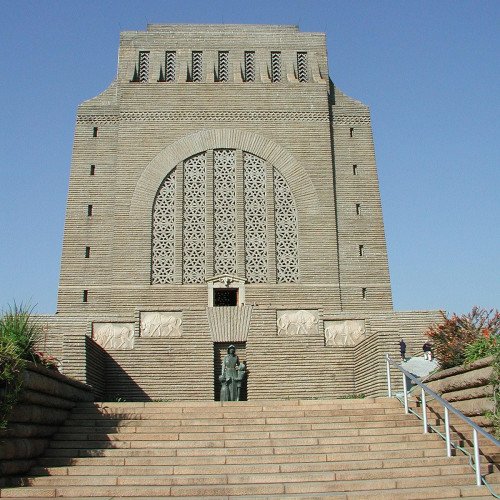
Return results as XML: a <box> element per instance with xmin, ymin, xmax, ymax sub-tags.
<box><xmin>399</xmin><ymin>339</ymin><xmax>407</xmax><ymax>362</ymax></box>
<box><xmin>423</xmin><ymin>341</ymin><xmax>433</xmax><ymax>361</ymax></box>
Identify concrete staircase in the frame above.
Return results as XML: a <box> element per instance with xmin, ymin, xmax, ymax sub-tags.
<box><xmin>1</xmin><ymin>397</ymin><xmax>499</xmax><ymax>499</ymax></box>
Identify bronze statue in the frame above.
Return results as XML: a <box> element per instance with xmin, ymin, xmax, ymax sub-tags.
<box><xmin>220</xmin><ymin>345</ymin><xmax>245</xmax><ymax>401</ymax></box>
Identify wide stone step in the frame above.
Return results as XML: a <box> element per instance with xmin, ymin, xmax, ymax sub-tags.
<box><xmin>42</xmin><ymin>440</ymin><xmax>449</xmax><ymax>460</ymax></box>
<box><xmin>15</xmin><ymin>463</ymin><xmax>477</xmax><ymax>488</ymax></box>
<box><xmin>28</xmin><ymin>456</ymin><xmax>473</xmax><ymax>477</ymax></box>
<box><xmin>62</xmin><ymin>414</ymin><xmax>414</xmax><ymax>428</ymax></box>
<box><xmin>59</xmin><ymin>417</ymin><xmax>436</xmax><ymax>433</ymax></box>
<box><xmin>50</xmin><ymin>425</ymin><xmax>435</xmax><ymax>442</ymax></box>
<box><xmin>35</xmin><ymin>447</ymin><xmax>451</xmax><ymax>468</ymax></box>
<box><xmin>0</xmin><ymin>473</ymin><xmax>492</xmax><ymax>498</ymax></box>
<box><xmin>46</xmin><ymin>432</ymin><xmax>447</xmax><ymax>452</ymax></box>
<box><xmin>70</xmin><ymin>400</ymin><xmax>401</xmax><ymax>412</ymax></box>
<box><xmin>76</xmin><ymin>398</ymin><xmax>398</xmax><ymax>409</ymax></box>
<box><xmin>75</xmin><ymin>400</ymin><xmax>399</xmax><ymax>409</ymax></box>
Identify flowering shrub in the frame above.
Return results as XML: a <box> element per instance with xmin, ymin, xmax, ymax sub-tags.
<box><xmin>426</xmin><ymin>307</ymin><xmax>499</xmax><ymax>369</ymax></box>
<box><xmin>464</xmin><ymin>328</ymin><xmax>500</xmax><ymax>364</ymax></box>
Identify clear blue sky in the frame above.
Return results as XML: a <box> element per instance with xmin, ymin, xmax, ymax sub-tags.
<box><xmin>1</xmin><ymin>0</ymin><xmax>498</xmax><ymax>315</ymax></box>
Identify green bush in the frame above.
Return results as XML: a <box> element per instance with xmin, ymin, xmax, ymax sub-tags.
<box><xmin>0</xmin><ymin>303</ymin><xmax>42</xmax><ymax>428</ymax></box>
<box><xmin>0</xmin><ymin>303</ymin><xmax>41</xmax><ymax>362</ymax></box>
<box><xmin>464</xmin><ymin>333</ymin><xmax>500</xmax><ymax>364</ymax></box>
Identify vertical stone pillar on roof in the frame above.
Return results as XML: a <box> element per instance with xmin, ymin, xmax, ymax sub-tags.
<box><xmin>205</xmin><ymin>50</ymin><xmax>215</xmax><ymax>83</ymax></box>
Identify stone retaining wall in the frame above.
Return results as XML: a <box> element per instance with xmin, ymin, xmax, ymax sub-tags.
<box><xmin>423</xmin><ymin>356</ymin><xmax>495</xmax><ymax>424</ymax></box>
<box><xmin>0</xmin><ymin>362</ymin><xmax>93</xmax><ymax>482</ymax></box>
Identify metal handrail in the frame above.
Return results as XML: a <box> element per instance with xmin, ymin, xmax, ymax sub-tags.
<box><xmin>385</xmin><ymin>353</ymin><xmax>500</xmax><ymax>488</ymax></box>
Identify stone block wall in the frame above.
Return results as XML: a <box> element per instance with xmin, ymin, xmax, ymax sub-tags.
<box><xmin>0</xmin><ymin>363</ymin><xmax>93</xmax><ymax>482</ymax></box>
<box><xmin>85</xmin><ymin>336</ymin><xmax>105</xmax><ymax>400</ymax></box>
<box><xmin>423</xmin><ymin>356</ymin><xmax>496</xmax><ymax>428</ymax></box>
<box><xmin>331</xmin><ymin>87</ymin><xmax>392</xmax><ymax>311</ymax></box>
<box><xmin>34</xmin><ymin>308</ymin><xmax>439</xmax><ymax>402</ymax></box>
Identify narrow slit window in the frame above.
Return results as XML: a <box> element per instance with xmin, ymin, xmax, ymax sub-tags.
<box><xmin>83</xmin><ymin>290</ymin><xmax>88</xmax><ymax>303</ymax></box>
<box><xmin>191</xmin><ymin>51</ymin><xmax>203</xmax><ymax>82</ymax></box>
<box><xmin>350</xmin><ymin>127</ymin><xmax>354</xmax><ymax>137</ymax></box>
<box><xmin>165</xmin><ymin>51</ymin><xmax>176</xmax><ymax>82</ymax></box>
<box><xmin>218</xmin><ymin>51</ymin><xmax>229</xmax><ymax>82</ymax></box>
<box><xmin>90</xmin><ymin>165</ymin><xmax>95</xmax><ymax>176</ymax></box>
<box><xmin>87</xmin><ymin>204</ymin><xmax>93</xmax><ymax>217</ymax></box>
<box><xmin>359</xmin><ymin>245</ymin><xmax>364</xmax><ymax>256</ymax></box>
<box><xmin>85</xmin><ymin>246</ymin><xmax>91</xmax><ymax>258</ymax></box>
<box><xmin>138</xmin><ymin>51</ymin><xmax>150</xmax><ymax>82</ymax></box>
<box><xmin>297</xmin><ymin>52</ymin><xmax>308</xmax><ymax>82</ymax></box>
<box><xmin>353</xmin><ymin>164</ymin><xmax>358</xmax><ymax>175</ymax></box>
<box><xmin>356</xmin><ymin>203</ymin><xmax>361</xmax><ymax>215</ymax></box>
<box><xmin>93</xmin><ymin>127</ymin><xmax>98</xmax><ymax>137</ymax></box>
<box><xmin>362</xmin><ymin>287</ymin><xmax>367</xmax><ymax>300</ymax></box>
<box><xmin>271</xmin><ymin>51</ymin><xmax>282</xmax><ymax>82</ymax></box>
<box><xmin>244</xmin><ymin>51</ymin><xmax>255</xmax><ymax>82</ymax></box>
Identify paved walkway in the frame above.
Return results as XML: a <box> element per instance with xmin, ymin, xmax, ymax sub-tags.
<box><xmin>401</xmin><ymin>356</ymin><xmax>439</xmax><ymax>379</ymax></box>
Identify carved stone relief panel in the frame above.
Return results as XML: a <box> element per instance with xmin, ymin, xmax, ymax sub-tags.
<box><xmin>92</xmin><ymin>323</ymin><xmax>135</xmax><ymax>350</ymax></box>
<box><xmin>324</xmin><ymin>320</ymin><xmax>366</xmax><ymax>347</ymax></box>
<box><xmin>140</xmin><ymin>311</ymin><xmax>182</xmax><ymax>338</ymax></box>
<box><xmin>277</xmin><ymin>310</ymin><xmax>319</xmax><ymax>336</ymax></box>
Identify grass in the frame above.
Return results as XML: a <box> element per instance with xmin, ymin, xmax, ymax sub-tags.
<box><xmin>0</xmin><ymin>303</ymin><xmax>42</xmax><ymax>429</ymax></box>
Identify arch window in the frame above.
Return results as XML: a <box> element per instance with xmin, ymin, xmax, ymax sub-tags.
<box><xmin>151</xmin><ymin>149</ymin><xmax>299</xmax><ymax>284</ymax></box>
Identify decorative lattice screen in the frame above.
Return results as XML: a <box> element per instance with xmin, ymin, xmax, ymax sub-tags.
<box><xmin>151</xmin><ymin>169</ymin><xmax>176</xmax><ymax>284</ymax></box>
<box><xmin>165</xmin><ymin>51</ymin><xmax>176</xmax><ymax>82</ymax></box>
<box><xmin>218</xmin><ymin>51</ymin><xmax>229</xmax><ymax>82</ymax></box>
<box><xmin>138</xmin><ymin>51</ymin><xmax>150</xmax><ymax>83</ymax></box>
<box><xmin>244</xmin><ymin>51</ymin><xmax>255</xmax><ymax>82</ymax></box>
<box><xmin>213</xmin><ymin>149</ymin><xmax>237</xmax><ymax>275</ymax></box>
<box><xmin>274</xmin><ymin>168</ymin><xmax>299</xmax><ymax>282</ymax></box>
<box><xmin>243</xmin><ymin>153</ymin><xmax>268</xmax><ymax>283</ymax></box>
<box><xmin>183</xmin><ymin>153</ymin><xmax>206</xmax><ymax>283</ymax></box>
<box><xmin>191</xmin><ymin>51</ymin><xmax>203</xmax><ymax>82</ymax></box>
<box><xmin>271</xmin><ymin>52</ymin><xmax>281</xmax><ymax>83</ymax></box>
<box><xmin>297</xmin><ymin>52</ymin><xmax>308</xmax><ymax>83</ymax></box>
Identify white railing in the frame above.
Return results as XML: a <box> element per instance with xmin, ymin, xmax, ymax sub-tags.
<box><xmin>385</xmin><ymin>353</ymin><xmax>500</xmax><ymax>488</ymax></box>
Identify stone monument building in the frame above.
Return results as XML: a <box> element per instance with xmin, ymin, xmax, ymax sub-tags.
<box><xmin>41</xmin><ymin>24</ymin><xmax>439</xmax><ymax>400</ymax></box>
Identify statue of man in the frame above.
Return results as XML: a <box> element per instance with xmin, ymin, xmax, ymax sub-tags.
<box><xmin>221</xmin><ymin>345</ymin><xmax>242</xmax><ymax>401</ymax></box>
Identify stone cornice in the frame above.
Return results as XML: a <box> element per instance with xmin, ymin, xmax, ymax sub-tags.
<box><xmin>76</xmin><ymin>110</ymin><xmax>330</xmax><ymax>123</ymax></box>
